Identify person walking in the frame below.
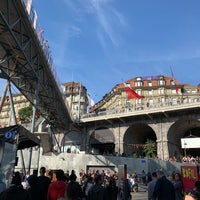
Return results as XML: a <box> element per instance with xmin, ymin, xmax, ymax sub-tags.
<box><xmin>148</xmin><ymin>171</ymin><xmax>158</xmax><ymax>200</ymax></box>
<box><xmin>88</xmin><ymin>174</ymin><xmax>106</xmax><ymax>200</ymax></box>
<box><xmin>47</xmin><ymin>169</ymin><xmax>67</xmax><ymax>200</ymax></box>
<box><xmin>153</xmin><ymin>169</ymin><xmax>175</xmax><ymax>200</ymax></box>
<box><xmin>27</xmin><ymin>174</ymin><xmax>39</xmax><ymax>200</ymax></box>
<box><xmin>65</xmin><ymin>180</ymin><xmax>83</xmax><ymax>200</ymax></box>
<box><xmin>172</xmin><ymin>172</ymin><xmax>184</xmax><ymax>200</ymax></box>
<box><xmin>37</xmin><ymin>167</ymin><xmax>51</xmax><ymax>200</ymax></box>
<box><xmin>105</xmin><ymin>177</ymin><xmax>118</xmax><ymax>200</ymax></box>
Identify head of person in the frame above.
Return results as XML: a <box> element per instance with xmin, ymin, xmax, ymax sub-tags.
<box><xmin>55</xmin><ymin>169</ymin><xmax>65</xmax><ymax>181</ymax></box>
<box><xmin>151</xmin><ymin>172</ymin><xmax>157</xmax><ymax>180</ymax></box>
<box><xmin>66</xmin><ymin>181</ymin><xmax>82</xmax><ymax>200</ymax></box>
<box><xmin>11</xmin><ymin>173</ymin><xmax>22</xmax><ymax>186</ymax></box>
<box><xmin>156</xmin><ymin>169</ymin><xmax>164</xmax><ymax>178</ymax></box>
<box><xmin>27</xmin><ymin>175</ymin><xmax>37</xmax><ymax>187</ymax></box>
<box><xmin>94</xmin><ymin>174</ymin><xmax>103</xmax><ymax>185</ymax></box>
<box><xmin>40</xmin><ymin>167</ymin><xmax>46</xmax><ymax>176</ymax></box>
<box><xmin>195</xmin><ymin>180</ymin><xmax>200</xmax><ymax>192</ymax></box>
<box><xmin>185</xmin><ymin>190</ymin><xmax>200</xmax><ymax>200</ymax></box>
<box><xmin>174</xmin><ymin>172</ymin><xmax>182</xmax><ymax>181</ymax></box>
<box><xmin>108</xmin><ymin>177</ymin><xmax>116</xmax><ymax>187</ymax></box>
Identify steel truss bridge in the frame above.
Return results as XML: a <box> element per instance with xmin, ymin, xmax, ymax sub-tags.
<box><xmin>0</xmin><ymin>0</ymin><xmax>72</xmax><ymax>131</ymax></box>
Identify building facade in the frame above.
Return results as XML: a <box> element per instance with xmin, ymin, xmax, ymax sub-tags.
<box><xmin>0</xmin><ymin>94</ymin><xmax>30</xmax><ymax>127</ymax></box>
<box><xmin>0</xmin><ymin>76</ymin><xmax>200</xmax><ymax>160</ymax></box>
<box><xmin>92</xmin><ymin>75</ymin><xmax>200</xmax><ymax>114</ymax></box>
<box><xmin>61</xmin><ymin>81</ymin><xmax>89</xmax><ymax>121</ymax></box>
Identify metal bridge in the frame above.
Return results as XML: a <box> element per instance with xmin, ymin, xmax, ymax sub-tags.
<box><xmin>0</xmin><ymin>0</ymin><xmax>72</xmax><ymax>131</ymax></box>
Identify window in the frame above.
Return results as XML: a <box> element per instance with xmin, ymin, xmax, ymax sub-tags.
<box><xmin>136</xmin><ymin>90</ymin><xmax>143</xmax><ymax>95</ymax></box>
<box><xmin>170</xmin><ymin>80</ymin><xmax>176</xmax><ymax>85</ymax></box>
<box><xmin>135</xmin><ymin>81</ymin><xmax>143</xmax><ymax>87</ymax></box>
<box><xmin>158</xmin><ymin>80</ymin><xmax>165</xmax><ymax>86</ymax></box>
<box><xmin>66</xmin><ymin>87</ymin><xmax>71</xmax><ymax>93</ymax></box>
<box><xmin>136</xmin><ymin>77</ymin><xmax>142</xmax><ymax>81</ymax></box>
<box><xmin>171</xmin><ymin>89</ymin><xmax>177</xmax><ymax>94</ymax></box>
<box><xmin>136</xmin><ymin>99</ymin><xmax>142</xmax><ymax>104</ymax></box>
<box><xmin>158</xmin><ymin>88</ymin><xmax>164</xmax><ymax>94</ymax></box>
<box><xmin>148</xmin><ymin>82</ymin><xmax>152</xmax><ymax>86</ymax></box>
<box><xmin>75</xmin><ymin>87</ymin><xmax>79</xmax><ymax>92</ymax></box>
<box><xmin>148</xmin><ymin>90</ymin><xmax>153</xmax><ymax>95</ymax></box>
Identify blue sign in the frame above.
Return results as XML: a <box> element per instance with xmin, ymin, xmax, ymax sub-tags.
<box><xmin>4</xmin><ymin>131</ymin><xmax>15</xmax><ymax>140</ymax></box>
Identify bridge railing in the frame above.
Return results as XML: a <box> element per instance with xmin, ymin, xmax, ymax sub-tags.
<box><xmin>80</xmin><ymin>99</ymin><xmax>200</xmax><ymax>119</ymax></box>
<box><xmin>20</xmin><ymin>0</ymin><xmax>75</xmax><ymax>120</ymax></box>
<box><xmin>21</xmin><ymin>0</ymin><xmax>62</xmax><ymax>93</ymax></box>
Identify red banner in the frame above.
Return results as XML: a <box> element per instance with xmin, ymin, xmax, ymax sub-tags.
<box><xmin>181</xmin><ymin>165</ymin><xmax>199</xmax><ymax>191</ymax></box>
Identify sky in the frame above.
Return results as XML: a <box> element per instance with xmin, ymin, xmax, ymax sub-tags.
<box><xmin>1</xmin><ymin>0</ymin><xmax>200</xmax><ymax>103</ymax></box>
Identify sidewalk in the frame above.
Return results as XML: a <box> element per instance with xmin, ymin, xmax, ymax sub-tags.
<box><xmin>131</xmin><ymin>184</ymin><xmax>148</xmax><ymax>200</ymax></box>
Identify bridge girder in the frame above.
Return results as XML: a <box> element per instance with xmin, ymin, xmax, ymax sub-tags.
<box><xmin>0</xmin><ymin>0</ymin><xmax>72</xmax><ymax>131</ymax></box>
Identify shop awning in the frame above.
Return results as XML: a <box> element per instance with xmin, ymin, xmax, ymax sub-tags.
<box><xmin>0</xmin><ymin>125</ymin><xmax>40</xmax><ymax>149</ymax></box>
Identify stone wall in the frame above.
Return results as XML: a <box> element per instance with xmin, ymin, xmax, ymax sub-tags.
<box><xmin>16</xmin><ymin>149</ymin><xmax>183</xmax><ymax>178</ymax></box>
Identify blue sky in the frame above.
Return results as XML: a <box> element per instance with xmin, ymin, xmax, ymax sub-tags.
<box><xmin>1</xmin><ymin>0</ymin><xmax>200</xmax><ymax>103</ymax></box>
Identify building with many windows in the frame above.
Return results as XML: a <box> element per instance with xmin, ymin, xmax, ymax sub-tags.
<box><xmin>0</xmin><ymin>94</ymin><xmax>30</xmax><ymax>127</ymax></box>
<box><xmin>91</xmin><ymin>75</ymin><xmax>200</xmax><ymax>114</ymax></box>
<box><xmin>61</xmin><ymin>81</ymin><xmax>89</xmax><ymax>121</ymax></box>
<box><xmin>0</xmin><ymin>75</ymin><xmax>200</xmax><ymax>160</ymax></box>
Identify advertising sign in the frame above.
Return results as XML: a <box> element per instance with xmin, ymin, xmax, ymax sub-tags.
<box><xmin>181</xmin><ymin>138</ymin><xmax>200</xmax><ymax>148</ymax></box>
<box><xmin>181</xmin><ymin>165</ymin><xmax>199</xmax><ymax>191</ymax></box>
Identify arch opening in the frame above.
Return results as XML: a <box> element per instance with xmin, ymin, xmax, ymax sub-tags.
<box><xmin>168</xmin><ymin>119</ymin><xmax>200</xmax><ymax>161</ymax></box>
<box><xmin>123</xmin><ymin>123</ymin><xmax>157</xmax><ymax>157</ymax></box>
<box><xmin>89</xmin><ymin>127</ymin><xmax>115</xmax><ymax>155</ymax></box>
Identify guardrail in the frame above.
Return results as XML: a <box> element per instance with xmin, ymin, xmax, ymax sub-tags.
<box><xmin>21</xmin><ymin>0</ymin><xmax>62</xmax><ymax>93</ymax></box>
<box><xmin>80</xmin><ymin>101</ymin><xmax>200</xmax><ymax>121</ymax></box>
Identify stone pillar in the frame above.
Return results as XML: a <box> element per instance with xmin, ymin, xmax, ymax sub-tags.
<box><xmin>113</xmin><ymin>124</ymin><xmax>128</xmax><ymax>155</ymax></box>
<box><xmin>154</xmin><ymin>120</ymin><xmax>172</xmax><ymax>160</ymax></box>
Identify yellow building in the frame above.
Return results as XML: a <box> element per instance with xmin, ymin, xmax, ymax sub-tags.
<box><xmin>61</xmin><ymin>81</ymin><xmax>89</xmax><ymax>121</ymax></box>
<box><xmin>0</xmin><ymin>94</ymin><xmax>30</xmax><ymax>127</ymax></box>
<box><xmin>92</xmin><ymin>75</ymin><xmax>200</xmax><ymax>113</ymax></box>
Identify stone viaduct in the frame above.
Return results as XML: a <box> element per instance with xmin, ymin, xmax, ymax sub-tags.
<box><xmin>72</xmin><ymin>102</ymin><xmax>200</xmax><ymax>161</ymax></box>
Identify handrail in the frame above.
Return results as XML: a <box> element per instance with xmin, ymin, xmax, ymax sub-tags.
<box><xmin>80</xmin><ymin>101</ymin><xmax>200</xmax><ymax>121</ymax></box>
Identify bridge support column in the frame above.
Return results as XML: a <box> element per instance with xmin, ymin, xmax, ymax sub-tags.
<box><xmin>155</xmin><ymin>119</ymin><xmax>172</xmax><ymax>160</ymax></box>
<box><xmin>28</xmin><ymin>81</ymin><xmax>39</xmax><ymax>172</ymax></box>
<box><xmin>114</xmin><ymin>124</ymin><xmax>127</xmax><ymax>156</ymax></box>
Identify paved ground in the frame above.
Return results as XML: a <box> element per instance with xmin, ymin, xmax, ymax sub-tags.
<box><xmin>131</xmin><ymin>184</ymin><xmax>148</xmax><ymax>200</ymax></box>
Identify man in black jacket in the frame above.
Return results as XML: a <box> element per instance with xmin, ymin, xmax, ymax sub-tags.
<box><xmin>88</xmin><ymin>174</ymin><xmax>106</xmax><ymax>200</ymax></box>
<box><xmin>153</xmin><ymin>170</ymin><xmax>175</xmax><ymax>200</ymax></box>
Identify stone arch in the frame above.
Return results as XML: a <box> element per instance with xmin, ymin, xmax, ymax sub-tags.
<box><xmin>61</xmin><ymin>130</ymin><xmax>85</xmax><ymax>153</ymax></box>
<box><xmin>167</xmin><ymin>118</ymin><xmax>200</xmax><ymax>160</ymax></box>
<box><xmin>123</xmin><ymin>123</ymin><xmax>157</xmax><ymax>157</ymax></box>
<box><xmin>89</xmin><ymin>127</ymin><xmax>115</xmax><ymax>155</ymax></box>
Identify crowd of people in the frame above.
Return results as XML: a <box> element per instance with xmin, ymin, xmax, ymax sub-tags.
<box><xmin>146</xmin><ymin>170</ymin><xmax>200</xmax><ymax>200</ymax></box>
<box><xmin>0</xmin><ymin>167</ymin><xmax>120</xmax><ymax>200</ymax></box>
<box><xmin>182</xmin><ymin>155</ymin><xmax>200</xmax><ymax>165</ymax></box>
<box><xmin>0</xmin><ymin>166</ymin><xmax>200</xmax><ymax>200</ymax></box>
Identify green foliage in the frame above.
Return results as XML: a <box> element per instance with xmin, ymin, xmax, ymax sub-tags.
<box><xmin>18</xmin><ymin>105</ymin><xmax>33</xmax><ymax>123</ymax></box>
<box><xmin>143</xmin><ymin>139</ymin><xmax>156</xmax><ymax>158</ymax></box>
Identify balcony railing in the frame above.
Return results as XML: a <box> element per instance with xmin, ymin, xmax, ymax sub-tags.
<box><xmin>80</xmin><ymin>100</ymin><xmax>200</xmax><ymax>121</ymax></box>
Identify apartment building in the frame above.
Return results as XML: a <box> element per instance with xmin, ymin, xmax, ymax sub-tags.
<box><xmin>92</xmin><ymin>75</ymin><xmax>200</xmax><ymax>113</ymax></box>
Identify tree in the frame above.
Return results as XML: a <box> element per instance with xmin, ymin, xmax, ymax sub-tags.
<box><xmin>18</xmin><ymin>105</ymin><xmax>33</xmax><ymax>123</ymax></box>
<box><xmin>143</xmin><ymin>139</ymin><xmax>156</xmax><ymax>158</ymax></box>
